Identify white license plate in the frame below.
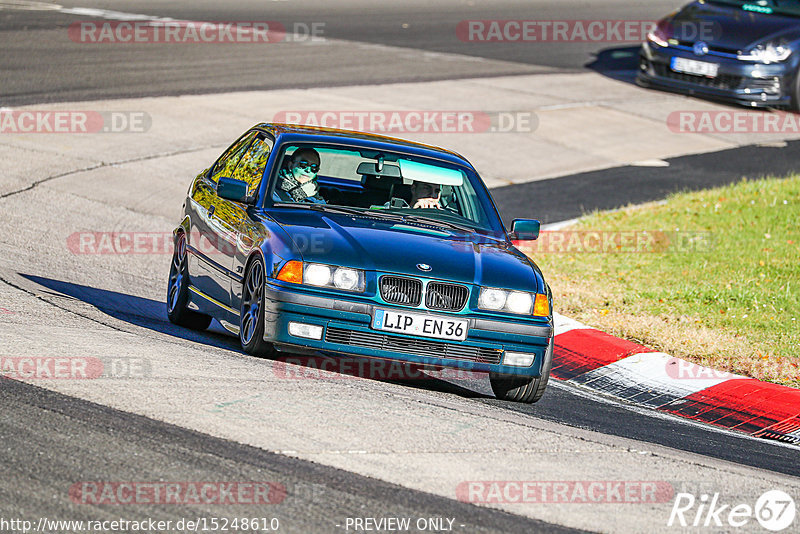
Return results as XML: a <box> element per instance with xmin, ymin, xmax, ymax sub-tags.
<box><xmin>372</xmin><ymin>309</ymin><xmax>468</xmax><ymax>341</ymax></box>
<box><xmin>671</xmin><ymin>57</ymin><xmax>718</xmax><ymax>78</ymax></box>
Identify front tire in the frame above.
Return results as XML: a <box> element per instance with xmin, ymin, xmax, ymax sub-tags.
<box><xmin>240</xmin><ymin>257</ymin><xmax>274</xmax><ymax>357</ymax></box>
<box><xmin>791</xmin><ymin>68</ymin><xmax>800</xmax><ymax>112</ymax></box>
<box><xmin>490</xmin><ymin>335</ymin><xmax>554</xmax><ymax>404</ymax></box>
<box><xmin>167</xmin><ymin>232</ymin><xmax>212</xmax><ymax>331</ymax></box>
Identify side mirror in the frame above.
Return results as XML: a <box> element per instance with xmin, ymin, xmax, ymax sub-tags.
<box><xmin>217</xmin><ymin>177</ymin><xmax>249</xmax><ymax>203</ymax></box>
<box><xmin>510</xmin><ymin>219</ymin><xmax>540</xmax><ymax>240</ymax></box>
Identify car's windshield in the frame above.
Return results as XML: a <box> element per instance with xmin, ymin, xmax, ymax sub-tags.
<box><xmin>268</xmin><ymin>143</ymin><xmax>505</xmax><ymax>235</ymax></box>
<box><xmin>709</xmin><ymin>0</ymin><xmax>800</xmax><ymax>16</ymax></box>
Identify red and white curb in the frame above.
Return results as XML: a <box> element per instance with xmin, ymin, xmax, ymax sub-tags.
<box><xmin>552</xmin><ymin>313</ymin><xmax>800</xmax><ymax>445</ymax></box>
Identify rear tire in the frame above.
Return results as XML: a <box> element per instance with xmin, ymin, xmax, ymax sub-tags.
<box><xmin>240</xmin><ymin>257</ymin><xmax>274</xmax><ymax>357</ymax></box>
<box><xmin>490</xmin><ymin>335</ymin><xmax>554</xmax><ymax>404</ymax></box>
<box><xmin>167</xmin><ymin>232</ymin><xmax>212</xmax><ymax>331</ymax></box>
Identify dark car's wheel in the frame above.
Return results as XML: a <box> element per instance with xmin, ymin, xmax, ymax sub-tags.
<box><xmin>791</xmin><ymin>69</ymin><xmax>800</xmax><ymax>112</ymax></box>
<box><xmin>240</xmin><ymin>257</ymin><xmax>274</xmax><ymax>357</ymax></box>
<box><xmin>167</xmin><ymin>232</ymin><xmax>212</xmax><ymax>330</ymax></box>
<box><xmin>490</xmin><ymin>335</ymin><xmax>554</xmax><ymax>404</ymax></box>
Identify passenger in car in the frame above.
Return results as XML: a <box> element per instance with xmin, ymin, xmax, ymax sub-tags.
<box><xmin>274</xmin><ymin>148</ymin><xmax>326</xmax><ymax>203</ymax></box>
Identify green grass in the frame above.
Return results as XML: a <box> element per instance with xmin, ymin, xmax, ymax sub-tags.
<box><xmin>528</xmin><ymin>175</ymin><xmax>800</xmax><ymax>386</ymax></box>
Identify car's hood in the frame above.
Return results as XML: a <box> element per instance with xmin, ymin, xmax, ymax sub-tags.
<box><xmin>673</xmin><ymin>1</ymin><xmax>800</xmax><ymax>51</ymax></box>
<box><xmin>268</xmin><ymin>210</ymin><xmax>545</xmax><ymax>292</ymax></box>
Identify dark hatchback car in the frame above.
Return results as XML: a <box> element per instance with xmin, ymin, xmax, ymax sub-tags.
<box><xmin>167</xmin><ymin>123</ymin><xmax>553</xmax><ymax>403</ymax></box>
<box><xmin>638</xmin><ymin>0</ymin><xmax>800</xmax><ymax>109</ymax></box>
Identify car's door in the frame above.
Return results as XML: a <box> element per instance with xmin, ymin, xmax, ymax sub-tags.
<box><xmin>214</xmin><ymin>133</ymin><xmax>274</xmax><ymax>311</ymax></box>
<box><xmin>187</xmin><ymin>130</ymin><xmax>257</xmax><ymax>306</ymax></box>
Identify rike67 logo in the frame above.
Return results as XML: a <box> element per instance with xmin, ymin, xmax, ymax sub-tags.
<box><xmin>668</xmin><ymin>490</ymin><xmax>796</xmax><ymax>531</ymax></box>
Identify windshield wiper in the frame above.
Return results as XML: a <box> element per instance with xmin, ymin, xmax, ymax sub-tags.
<box><xmin>317</xmin><ymin>205</ymin><xmax>410</xmax><ymax>222</ymax></box>
<box><xmin>275</xmin><ymin>202</ymin><xmax>408</xmax><ymax>222</ymax></box>
<box><xmin>401</xmin><ymin>214</ymin><xmax>475</xmax><ymax>233</ymax></box>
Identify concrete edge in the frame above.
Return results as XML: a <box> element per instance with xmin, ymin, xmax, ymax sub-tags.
<box><xmin>551</xmin><ymin>312</ymin><xmax>800</xmax><ymax>446</ymax></box>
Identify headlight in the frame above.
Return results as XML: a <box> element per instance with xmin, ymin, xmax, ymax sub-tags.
<box><xmin>646</xmin><ymin>18</ymin><xmax>672</xmax><ymax>47</ymax></box>
<box><xmin>478</xmin><ymin>287</ymin><xmax>549</xmax><ymax>316</ymax></box>
<box><xmin>305</xmin><ymin>263</ymin><xmax>332</xmax><ymax>286</ymax></box>
<box><xmin>305</xmin><ymin>263</ymin><xmax>365</xmax><ymax>291</ymax></box>
<box><xmin>738</xmin><ymin>41</ymin><xmax>792</xmax><ymax>63</ymax></box>
<box><xmin>478</xmin><ymin>288</ymin><xmax>507</xmax><ymax>311</ymax></box>
<box><xmin>332</xmin><ymin>267</ymin><xmax>361</xmax><ymax>290</ymax></box>
<box><xmin>506</xmin><ymin>292</ymin><xmax>533</xmax><ymax>314</ymax></box>
<box><xmin>277</xmin><ymin>261</ymin><xmax>365</xmax><ymax>292</ymax></box>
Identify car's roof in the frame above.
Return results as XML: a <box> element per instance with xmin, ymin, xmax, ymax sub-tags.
<box><xmin>253</xmin><ymin>122</ymin><xmax>472</xmax><ymax>168</ymax></box>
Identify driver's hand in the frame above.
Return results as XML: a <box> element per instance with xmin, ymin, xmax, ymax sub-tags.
<box><xmin>413</xmin><ymin>198</ymin><xmax>441</xmax><ymax>209</ymax></box>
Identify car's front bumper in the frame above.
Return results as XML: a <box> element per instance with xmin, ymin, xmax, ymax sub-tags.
<box><xmin>637</xmin><ymin>41</ymin><xmax>795</xmax><ymax>108</ymax></box>
<box><xmin>261</xmin><ymin>283</ymin><xmax>553</xmax><ymax>377</ymax></box>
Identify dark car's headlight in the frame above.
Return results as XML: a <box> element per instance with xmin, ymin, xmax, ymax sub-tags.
<box><xmin>478</xmin><ymin>287</ymin><xmax>550</xmax><ymax>316</ymax></box>
<box><xmin>738</xmin><ymin>41</ymin><xmax>792</xmax><ymax>63</ymax></box>
<box><xmin>646</xmin><ymin>18</ymin><xmax>672</xmax><ymax>47</ymax></box>
<box><xmin>277</xmin><ymin>261</ymin><xmax>365</xmax><ymax>292</ymax></box>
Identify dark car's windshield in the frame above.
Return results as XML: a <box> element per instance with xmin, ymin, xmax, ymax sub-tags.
<box><xmin>268</xmin><ymin>143</ymin><xmax>505</xmax><ymax>235</ymax></box>
<box><xmin>709</xmin><ymin>0</ymin><xmax>800</xmax><ymax>16</ymax></box>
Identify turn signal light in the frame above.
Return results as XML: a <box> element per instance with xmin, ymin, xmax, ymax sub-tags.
<box><xmin>533</xmin><ymin>293</ymin><xmax>550</xmax><ymax>317</ymax></box>
<box><xmin>277</xmin><ymin>260</ymin><xmax>303</xmax><ymax>284</ymax></box>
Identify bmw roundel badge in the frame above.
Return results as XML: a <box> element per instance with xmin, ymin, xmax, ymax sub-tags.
<box><xmin>693</xmin><ymin>41</ymin><xmax>709</xmax><ymax>56</ymax></box>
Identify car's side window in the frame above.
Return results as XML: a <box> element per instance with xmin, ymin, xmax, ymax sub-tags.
<box><xmin>230</xmin><ymin>136</ymin><xmax>273</xmax><ymax>197</ymax></box>
<box><xmin>210</xmin><ymin>130</ymin><xmax>257</xmax><ymax>184</ymax></box>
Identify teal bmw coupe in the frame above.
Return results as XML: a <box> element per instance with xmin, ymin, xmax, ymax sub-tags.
<box><xmin>167</xmin><ymin>123</ymin><xmax>553</xmax><ymax>403</ymax></box>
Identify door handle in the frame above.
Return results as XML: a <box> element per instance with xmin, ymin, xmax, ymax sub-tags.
<box><xmin>208</xmin><ymin>205</ymin><xmax>215</xmax><ymax>217</ymax></box>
